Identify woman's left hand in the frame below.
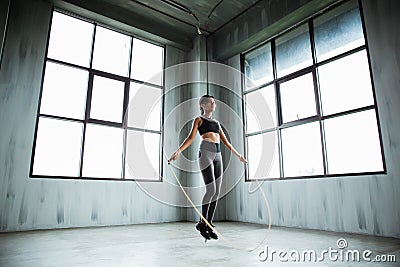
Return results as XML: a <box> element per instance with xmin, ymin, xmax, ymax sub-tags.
<box><xmin>239</xmin><ymin>155</ymin><xmax>248</xmax><ymax>164</ymax></box>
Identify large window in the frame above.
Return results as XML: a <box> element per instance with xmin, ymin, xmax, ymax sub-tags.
<box><xmin>30</xmin><ymin>10</ymin><xmax>164</xmax><ymax>181</ymax></box>
<box><xmin>243</xmin><ymin>0</ymin><xmax>385</xmax><ymax>180</ymax></box>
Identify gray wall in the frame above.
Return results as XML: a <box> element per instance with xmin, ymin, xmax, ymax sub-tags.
<box><xmin>0</xmin><ymin>0</ymin><xmax>187</xmax><ymax>232</ymax></box>
<box><xmin>208</xmin><ymin>0</ymin><xmax>400</xmax><ymax>238</ymax></box>
<box><xmin>183</xmin><ymin>36</ymin><xmax>208</xmax><ymax>222</ymax></box>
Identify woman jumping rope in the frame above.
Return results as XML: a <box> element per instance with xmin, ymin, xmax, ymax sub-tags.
<box><xmin>168</xmin><ymin>95</ymin><xmax>248</xmax><ymax>241</ymax></box>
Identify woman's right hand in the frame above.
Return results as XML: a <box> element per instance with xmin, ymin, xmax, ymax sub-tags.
<box><xmin>168</xmin><ymin>149</ymin><xmax>181</xmax><ymax>163</ymax></box>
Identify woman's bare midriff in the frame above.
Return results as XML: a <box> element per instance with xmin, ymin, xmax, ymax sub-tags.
<box><xmin>201</xmin><ymin>132</ymin><xmax>220</xmax><ymax>143</ymax></box>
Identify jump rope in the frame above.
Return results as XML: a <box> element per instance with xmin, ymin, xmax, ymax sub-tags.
<box><xmin>163</xmin><ymin>151</ymin><xmax>272</xmax><ymax>252</ymax></box>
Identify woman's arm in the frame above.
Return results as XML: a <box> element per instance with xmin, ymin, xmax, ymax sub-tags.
<box><xmin>168</xmin><ymin>117</ymin><xmax>201</xmax><ymax>162</ymax></box>
<box><xmin>220</xmin><ymin>127</ymin><xmax>248</xmax><ymax>163</ymax></box>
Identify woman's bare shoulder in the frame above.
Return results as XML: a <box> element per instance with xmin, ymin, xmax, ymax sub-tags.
<box><xmin>194</xmin><ymin>116</ymin><xmax>203</xmax><ymax>126</ymax></box>
<box><xmin>194</xmin><ymin>116</ymin><xmax>202</xmax><ymax>122</ymax></box>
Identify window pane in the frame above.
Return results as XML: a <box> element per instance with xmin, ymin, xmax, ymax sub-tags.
<box><xmin>281</xmin><ymin>122</ymin><xmax>324</xmax><ymax>177</ymax></box>
<box><xmin>127</xmin><ymin>83</ymin><xmax>162</xmax><ymax>131</ymax></box>
<box><xmin>245</xmin><ymin>85</ymin><xmax>277</xmax><ymax>133</ymax></box>
<box><xmin>318</xmin><ymin>50</ymin><xmax>374</xmax><ymax>116</ymax></box>
<box><xmin>47</xmin><ymin>12</ymin><xmax>94</xmax><ymax>67</ymax></box>
<box><xmin>90</xmin><ymin>76</ymin><xmax>125</xmax><ymax>123</ymax></box>
<box><xmin>280</xmin><ymin>73</ymin><xmax>316</xmax><ymax>123</ymax></box>
<box><xmin>40</xmin><ymin>62</ymin><xmax>88</xmax><ymax>119</ymax></box>
<box><xmin>276</xmin><ymin>24</ymin><xmax>312</xmax><ymax>77</ymax></box>
<box><xmin>92</xmin><ymin>26</ymin><xmax>131</xmax><ymax>76</ymax></box>
<box><xmin>131</xmin><ymin>39</ymin><xmax>163</xmax><ymax>85</ymax></box>
<box><xmin>324</xmin><ymin>110</ymin><xmax>383</xmax><ymax>174</ymax></box>
<box><xmin>125</xmin><ymin>131</ymin><xmax>160</xmax><ymax>180</ymax></box>
<box><xmin>244</xmin><ymin>42</ymin><xmax>273</xmax><ymax>90</ymax></box>
<box><xmin>33</xmin><ymin>118</ymin><xmax>83</xmax><ymax>176</ymax></box>
<box><xmin>314</xmin><ymin>0</ymin><xmax>364</xmax><ymax>62</ymax></box>
<box><xmin>82</xmin><ymin>124</ymin><xmax>124</xmax><ymax>178</ymax></box>
<box><xmin>247</xmin><ymin>131</ymin><xmax>279</xmax><ymax>179</ymax></box>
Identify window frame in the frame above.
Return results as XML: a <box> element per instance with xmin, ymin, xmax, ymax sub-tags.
<box><xmin>29</xmin><ymin>8</ymin><xmax>166</xmax><ymax>182</ymax></box>
<box><xmin>241</xmin><ymin>0</ymin><xmax>386</xmax><ymax>181</ymax></box>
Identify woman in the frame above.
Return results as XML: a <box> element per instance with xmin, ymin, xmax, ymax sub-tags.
<box><xmin>168</xmin><ymin>95</ymin><xmax>248</xmax><ymax>240</ymax></box>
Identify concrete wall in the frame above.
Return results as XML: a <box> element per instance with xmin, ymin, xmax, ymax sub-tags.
<box><xmin>183</xmin><ymin>36</ymin><xmax>208</xmax><ymax>222</ymax></box>
<box><xmin>0</xmin><ymin>0</ymin><xmax>187</xmax><ymax>232</ymax></box>
<box><xmin>209</xmin><ymin>0</ymin><xmax>400</xmax><ymax>238</ymax></box>
<box><xmin>208</xmin><ymin>55</ymin><xmax>246</xmax><ymax>225</ymax></box>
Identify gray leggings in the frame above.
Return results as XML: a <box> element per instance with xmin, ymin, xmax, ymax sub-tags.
<box><xmin>198</xmin><ymin>140</ymin><xmax>223</xmax><ymax>223</ymax></box>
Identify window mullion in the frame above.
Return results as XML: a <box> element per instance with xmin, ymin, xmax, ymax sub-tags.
<box><xmin>79</xmin><ymin>73</ymin><xmax>94</xmax><ymax>177</ymax></box>
<box><xmin>240</xmin><ymin>54</ymin><xmax>249</xmax><ymax>181</ymax></box>
<box><xmin>89</xmin><ymin>24</ymin><xmax>96</xmax><ymax>69</ymax></box>
<box><xmin>122</xmin><ymin>81</ymin><xmax>130</xmax><ymax>180</ymax></box>
<box><xmin>319</xmin><ymin>120</ymin><xmax>329</xmax><ymax>175</ymax></box>
<box><xmin>122</xmin><ymin>128</ymin><xmax>128</xmax><ymax>180</ymax></box>
<box><xmin>271</xmin><ymin>39</ymin><xmax>284</xmax><ymax>179</ymax></box>
<box><xmin>309</xmin><ymin>18</ymin><xmax>328</xmax><ymax>176</ymax></box>
<box><xmin>128</xmin><ymin>37</ymin><xmax>133</xmax><ymax>80</ymax></box>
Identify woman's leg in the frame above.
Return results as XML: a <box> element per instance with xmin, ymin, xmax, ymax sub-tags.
<box><xmin>199</xmin><ymin>149</ymin><xmax>216</xmax><ymax>222</ymax></box>
<box><xmin>206</xmin><ymin>153</ymin><xmax>223</xmax><ymax>223</ymax></box>
<box><xmin>200</xmin><ymin>166</ymin><xmax>216</xmax><ymax>221</ymax></box>
<box><xmin>197</xmin><ymin>147</ymin><xmax>222</xmax><ymax>240</ymax></box>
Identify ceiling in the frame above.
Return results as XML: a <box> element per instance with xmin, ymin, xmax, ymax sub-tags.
<box><xmin>54</xmin><ymin>0</ymin><xmax>261</xmax><ymax>49</ymax></box>
<box><xmin>125</xmin><ymin>0</ymin><xmax>260</xmax><ymax>34</ymax></box>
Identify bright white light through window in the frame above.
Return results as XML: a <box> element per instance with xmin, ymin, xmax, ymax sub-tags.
<box><xmin>125</xmin><ymin>130</ymin><xmax>160</xmax><ymax>180</ymax></box>
<box><xmin>281</xmin><ymin>122</ymin><xmax>324</xmax><ymax>177</ymax></box>
<box><xmin>131</xmin><ymin>38</ymin><xmax>163</xmax><ymax>85</ymax></box>
<box><xmin>33</xmin><ymin>117</ymin><xmax>83</xmax><ymax>176</ymax></box>
<box><xmin>128</xmin><ymin>82</ymin><xmax>162</xmax><ymax>131</ymax></box>
<box><xmin>247</xmin><ymin>131</ymin><xmax>279</xmax><ymax>179</ymax></box>
<box><xmin>82</xmin><ymin>124</ymin><xmax>124</xmax><ymax>178</ymax></box>
<box><xmin>92</xmin><ymin>26</ymin><xmax>131</xmax><ymax>77</ymax></box>
<box><xmin>245</xmin><ymin>84</ymin><xmax>277</xmax><ymax>133</ymax></box>
<box><xmin>90</xmin><ymin>76</ymin><xmax>125</xmax><ymax>123</ymax></box>
<box><xmin>318</xmin><ymin>50</ymin><xmax>374</xmax><ymax>116</ymax></box>
<box><xmin>280</xmin><ymin>73</ymin><xmax>316</xmax><ymax>123</ymax></box>
<box><xmin>324</xmin><ymin>110</ymin><xmax>383</xmax><ymax>174</ymax></box>
<box><xmin>47</xmin><ymin>12</ymin><xmax>94</xmax><ymax>67</ymax></box>
<box><xmin>40</xmin><ymin>62</ymin><xmax>88</xmax><ymax>120</ymax></box>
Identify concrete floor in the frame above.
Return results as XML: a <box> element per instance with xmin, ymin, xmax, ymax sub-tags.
<box><xmin>0</xmin><ymin>222</ymin><xmax>399</xmax><ymax>267</ymax></box>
